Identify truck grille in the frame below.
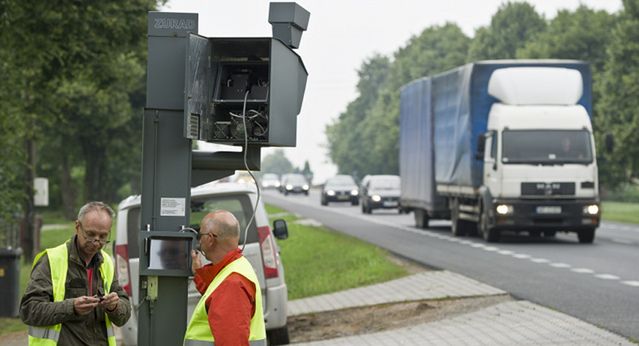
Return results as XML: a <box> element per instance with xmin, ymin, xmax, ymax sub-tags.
<box><xmin>521</xmin><ymin>182</ymin><xmax>575</xmax><ymax>196</ymax></box>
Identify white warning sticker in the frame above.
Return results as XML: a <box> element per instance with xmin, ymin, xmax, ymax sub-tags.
<box><xmin>160</xmin><ymin>198</ymin><xmax>186</xmax><ymax>216</ymax></box>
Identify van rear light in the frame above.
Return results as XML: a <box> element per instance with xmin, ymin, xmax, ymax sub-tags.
<box><xmin>257</xmin><ymin>226</ymin><xmax>279</xmax><ymax>279</ymax></box>
<box><xmin>115</xmin><ymin>244</ymin><xmax>132</xmax><ymax>296</ymax></box>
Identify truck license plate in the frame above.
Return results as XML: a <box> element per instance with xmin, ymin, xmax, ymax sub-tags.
<box><xmin>536</xmin><ymin>206</ymin><xmax>561</xmax><ymax>214</ymax></box>
<box><xmin>383</xmin><ymin>201</ymin><xmax>398</xmax><ymax>207</ymax></box>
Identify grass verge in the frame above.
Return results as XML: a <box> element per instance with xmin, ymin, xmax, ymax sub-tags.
<box><xmin>265</xmin><ymin>204</ymin><xmax>408</xmax><ymax>300</ymax></box>
<box><xmin>602</xmin><ymin>201</ymin><xmax>639</xmax><ymax>224</ymax></box>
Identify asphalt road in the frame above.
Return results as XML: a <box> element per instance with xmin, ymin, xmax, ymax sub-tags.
<box><xmin>264</xmin><ymin>189</ymin><xmax>639</xmax><ymax>341</ymax></box>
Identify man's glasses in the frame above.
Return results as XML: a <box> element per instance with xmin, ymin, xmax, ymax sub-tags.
<box><xmin>78</xmin><ymin>222</ymin><xmax>111</xmax><ymax>245</ymax></box>
<box><xmin>196</xmin><ymin>232</ymin><xmax>218</xmax><ymax>241</ymax></box>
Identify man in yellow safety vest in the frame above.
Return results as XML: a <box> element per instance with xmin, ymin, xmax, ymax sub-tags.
<box><xmin>184</xmin><ymin>210</ymin><xmax>266</xmax><ymax>346</ymax></box>
<box><xmin>20</xmin><ymin>201</ymin><xmax>131</xmax><ymax>345</ymax></box>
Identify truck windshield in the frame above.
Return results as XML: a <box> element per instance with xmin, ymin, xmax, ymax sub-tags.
<box><xmin>501</xmin><ymin>129</ymin><xmax>593</xmax><ymax>164</ymax></box>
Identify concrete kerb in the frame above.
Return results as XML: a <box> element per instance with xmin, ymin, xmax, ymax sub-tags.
<box><xmin>288</xmin><ymin>271</ymin><xmax>635</xmax><ymax>345</ymax></box>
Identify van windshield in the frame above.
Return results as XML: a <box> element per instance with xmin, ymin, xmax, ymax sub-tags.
<box><xmin>501</xmin><ymin>129</ymin><xmax>593</xmax><ymax>165</ymax></box>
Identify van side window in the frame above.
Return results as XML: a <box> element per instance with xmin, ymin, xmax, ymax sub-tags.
<box><xmin>191</xmin><ymin>194</ymin><xmax>258</xmax><ymax>243</ymax></box>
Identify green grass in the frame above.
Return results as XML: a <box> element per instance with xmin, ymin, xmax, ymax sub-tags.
<box><xmin>602</xmin><ymin>201</ymin><xmax>639</xmax><ymax>224</ymax></box>
<box><xmin>265</xmin><ymin>204</ymin><xmax>408</xmax><ymax>300</ymax></box>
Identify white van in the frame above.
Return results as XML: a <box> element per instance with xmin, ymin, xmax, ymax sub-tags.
<box><xmin>113</xmin><ymin>182</ymin><xmax>291</xmax><ymax>345</ymax></box>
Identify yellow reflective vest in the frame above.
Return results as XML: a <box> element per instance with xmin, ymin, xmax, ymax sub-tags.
<box><xmin>184</xmin><ymin>256</ymin><xmax>266</xmax><ymax>346</ymax></box>
<box><xmin>28</xmin><ymin>243</ymin><xmax>116</xmax><ymax>346</ymax></box>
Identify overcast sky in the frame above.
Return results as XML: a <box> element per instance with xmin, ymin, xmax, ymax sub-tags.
<box><xmin>162</xmin><ymin>0</ymin><xmax>621</xmax><ymax>184</ymax></box>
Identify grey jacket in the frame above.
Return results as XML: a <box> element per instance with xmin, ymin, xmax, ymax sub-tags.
<box><xmin>20</xmin><ymin>236</ymin><xmax>131</xmax><ymax>345</ymax></box>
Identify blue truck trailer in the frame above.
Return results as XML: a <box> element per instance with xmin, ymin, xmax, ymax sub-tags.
<box><xmin>399</xmin><ymin>60</ymin><xmax>601</xmax><ymax>243</ymax></box>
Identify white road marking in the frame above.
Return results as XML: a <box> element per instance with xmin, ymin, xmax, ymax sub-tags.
<box><xmin>513</xmin><ymin>254</ymin><xmax>531</xmax><ymax>259</ymax></box>
<box><xmin>498</xmin><ymin>250</ymin><xmax>514</xmax><ymax>255</ymax></box>
<box><xmin>550</xmin><ymin>263</ymin><xmax>571</xmax><ymax>268</ymax></box>
<box><xmin>611</xmin><ymin>238</ymin><xmax>633</xmax><ymax>245</ymax></box>
<box><xmin>621</xmin><ymin>281</ymin><xmax>639</xmax><ymax>287</ymax></box>
<box><xmin>530</xmin><ymin>258</ymin><xmax>550</xmax><ymax>264</ymax></box>
<box><xmin>595</xmin><ymin>274</ymin><xmax>620</xmax><ymax>280</ymax></box>
<box><xmin>483</xmin><ymin>246</ymin><xmax>499</xmax><ymax>252</ymax></box>
<box><xmin>470</xmin><ymin>243</ymin><xmax>486</xmax><ymax>248</ymax></box>
<box><xmin>571</xmin><ymin>268</ymin><xmax>595</xmax><ymax>274</ymax></box>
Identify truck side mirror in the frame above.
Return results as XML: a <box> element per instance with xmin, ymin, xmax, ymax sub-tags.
<box><xmin>272</xmin><ymin>219</ymin><xmax>289</xmax><ymax>240</ymax></box>
<box><xmin>605</xmin><ymin>133</ymin><xmax>614</xmax><ymax>154</ymax></box>
<box><xmin>475</xmin><ymin>134</ymin><xmax>486</xmax><ymax>160</ymax></box>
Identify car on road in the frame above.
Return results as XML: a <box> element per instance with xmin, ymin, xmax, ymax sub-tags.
<box><xmin>113</xmin><ymin>182</ymin><xmax>291</xmax><ymax>345</ymax></box>
<box><xmin>279</xmin><ymin>173</ymin><xmax>310</xmax><ymax>195</ymax></box>
<box><xmin>321</xmin><ymin>175</ymin><xmax>359</xmax><ymax>206</ymax></box>
<box><xmin>261</xmin><ymin>173</ymin><xmax>281</xmax><ymax>190</ymax></box>
<box><xmin>360</xmin><ymin>175</ymin><xmax>402</xmax><ymax>214</ymax></box>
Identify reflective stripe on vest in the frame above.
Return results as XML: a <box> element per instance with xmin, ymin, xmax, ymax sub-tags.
<box><xmin>28</xmin><ymin>242</ymin><xmax>117</xmax><ymax>346</ymax></box>
<box><xmin>184</xmin><ymin>256</ymin><xmax>266</xmax><ymax>346</ymax></box>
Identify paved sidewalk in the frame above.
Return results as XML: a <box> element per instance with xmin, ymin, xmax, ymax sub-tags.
<box><xmin>289</xmin><ymin>271</ymin><xmax>634</xmax><ymax>345</ymax></box>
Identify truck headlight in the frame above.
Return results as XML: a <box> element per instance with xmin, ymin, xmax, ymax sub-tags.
<box><xmin>496</xmin><ymin>204</ymin><xmax>513</xmax><ymax>215</ymax></box>
<box><xmin>303</xmin><ymin>184</ymin><xmax>309</xmax><ymax>190</ymax></box>
<box><xmin>286</xmin><ymin>184</ymin><xmax>293</xmax><ymax>190</ymax></box>
<box><xmin>326</xmin><ymin>190</ymin><xmax>335</xmax><ymax>196</ymax></box>
<box><xmin>583</xmin><ymin>204</ymin><xmax>599</xmax><ymax>215</ymax></box>
<box><xmin>371</xmin><ymin>195</ymin><xmax>382</xmax><ymax>202</ymax></box>
<box><xmin>350</xmin><ymin>189</ymin><xmax>359</xmax><ymax>196</ymax></box>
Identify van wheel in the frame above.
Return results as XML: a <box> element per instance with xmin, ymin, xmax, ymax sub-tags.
<box><xmin>267</xmin><ymin>325</ymin><xmax>290</xmax><ymax>346</ymax></box>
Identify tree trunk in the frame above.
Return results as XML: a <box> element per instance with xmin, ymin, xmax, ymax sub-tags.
<box><xmin>22</xmin><ymin>139</ymin><xmax>36</xmax><ymax>262</ymax></box>
<box><xmin>83</xmin><ymin>142</ymin><xmax>107</xmax><ymax>202</ymax></box>
<box><xmin>59</xmin><ymin>153</ymin><xmax>78</xmax><ymax>220</ymax></box>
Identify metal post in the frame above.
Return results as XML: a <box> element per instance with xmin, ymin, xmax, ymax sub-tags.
<box><xmin>139</xmin><ymin>12</ymin><xmax>197</xmax><ymax>346</ymax></box>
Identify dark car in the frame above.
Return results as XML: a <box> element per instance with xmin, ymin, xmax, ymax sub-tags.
<box><xmin>280</xmin><ymin>173</ymin><xmax>310</xmax><ymax>195</ymax></box>
<box><xmin>360</xmin><ymin>175</ymin><xmax>401</xmax><ymax>214</ymax></box>
<box><xmin>321</xmin><ymin>175</ymin><xmax>359</xmax><ymax>206</ymax></box>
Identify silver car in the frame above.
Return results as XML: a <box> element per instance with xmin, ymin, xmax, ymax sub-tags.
<box><xmin>113</xmin><ymin>182</ymin><xmax>291</xmax><ymax>345</ymax></box>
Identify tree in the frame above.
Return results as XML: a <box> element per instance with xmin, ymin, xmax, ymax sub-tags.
<box><xmin>301</xmin><ymin>160</ymin><xmax>313</xmax><ymax>184</ymax></box>
<box><xmin>327</xmin><ymin>24</ymin><xmax>470</xmax><ymax>176</ymax></box>
<box><xmin>356</xmin><ymin>23</ymin><xmax>470</xmax><ymax>175</ymax></box>
<box><xmin>261</xmin><ymin>150</ymin><xmax>294</xmax><ymax>176</ymax></box>
<box><xmin>596</xmin><ymin>0</ymin><xmax>639</xmax><ymax>186</ymax></box>
<box><xmin>516</xmin><ymin>5</ymin><xmax>617</xmax><ymax>187</ymax></box>
<box><xmin>468</xmin><ymin>2</ymin><xmax>546</xmax><ymax>60</ymax></box>
<box><xmin>326</xmin><ymin>54</ymin><xmax>391</xmax><ymax>176</ymax></box>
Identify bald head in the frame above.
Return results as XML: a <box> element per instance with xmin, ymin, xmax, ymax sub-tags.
<box><xmin>200</xmin><ymin>210</ymin><xmax>241</xmax><ymax>242</ymax></box>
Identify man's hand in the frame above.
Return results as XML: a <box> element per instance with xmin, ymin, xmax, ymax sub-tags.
<box><xmin>73</xmin><ymin>296</ymin><xmax>100</xmax><ymax>315</ymax></box>
<box><xmin>191</xmin><ymin>250</ymin><xmax>203</xmax><ymax>274</ymax></box>
<box><xmin>99</xmin><ymin>292</ymin><xmax>120</xmax><ymax>312</ymax></box>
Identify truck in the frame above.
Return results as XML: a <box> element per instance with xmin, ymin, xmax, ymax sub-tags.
<box><xmin>399</xmin><ymin>60</ymin><xmax>601</xmax><ymax>243</ymax></box>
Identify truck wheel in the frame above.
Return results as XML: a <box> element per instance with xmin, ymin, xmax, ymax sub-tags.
<box><xmin>267</xmin><ymin>325</ymin><xmax>290</xmax><ymax>346</ymax></box>
<box><xmin>529</xmin><ymin>230</ymin><xmax>541</xmax><ymax>238</ymax></box>
<box><xmin>321</xmin><ymin>198</ymin><xmax>328</xmax><ymax>206</ymax></box>
<box><xmin>543</xmin><ymin>230</ymin><xmax>556</xmax><ymax>238</ymax></box>
<box><xmin>451</xmin><ymin>201</ymin><xmax>467</xmax><ymax>237</ymax></box>
<box><xmin>479</xmin><ymin>206</ymin><xmax>499</xmax><ymax>242</ymax></box>
<box><xmin>351</xmin><ymin>198</ymin><xmax>359</xmax><ymax>206</ymax></box>
<box><xmin>578</xmin><ymin>228</ymin><xmax>596</xmax><ymax>244</ymax></box>
<box><xmin>414</xmin><ymin>209</ymin><xmax>429</xmax><ymax>228</ymax></box>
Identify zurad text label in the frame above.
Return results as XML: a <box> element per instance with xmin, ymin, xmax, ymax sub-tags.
<box><xmin>154</xmin><ymin>18</ymin><xmax>196</xmax><ymax>30</ymax></box>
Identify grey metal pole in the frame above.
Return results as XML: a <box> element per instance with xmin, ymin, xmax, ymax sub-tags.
<box><xmin>139</xmin><ymin>12</ymin><xmax>197</xmax><ymax>346</ymax></box>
